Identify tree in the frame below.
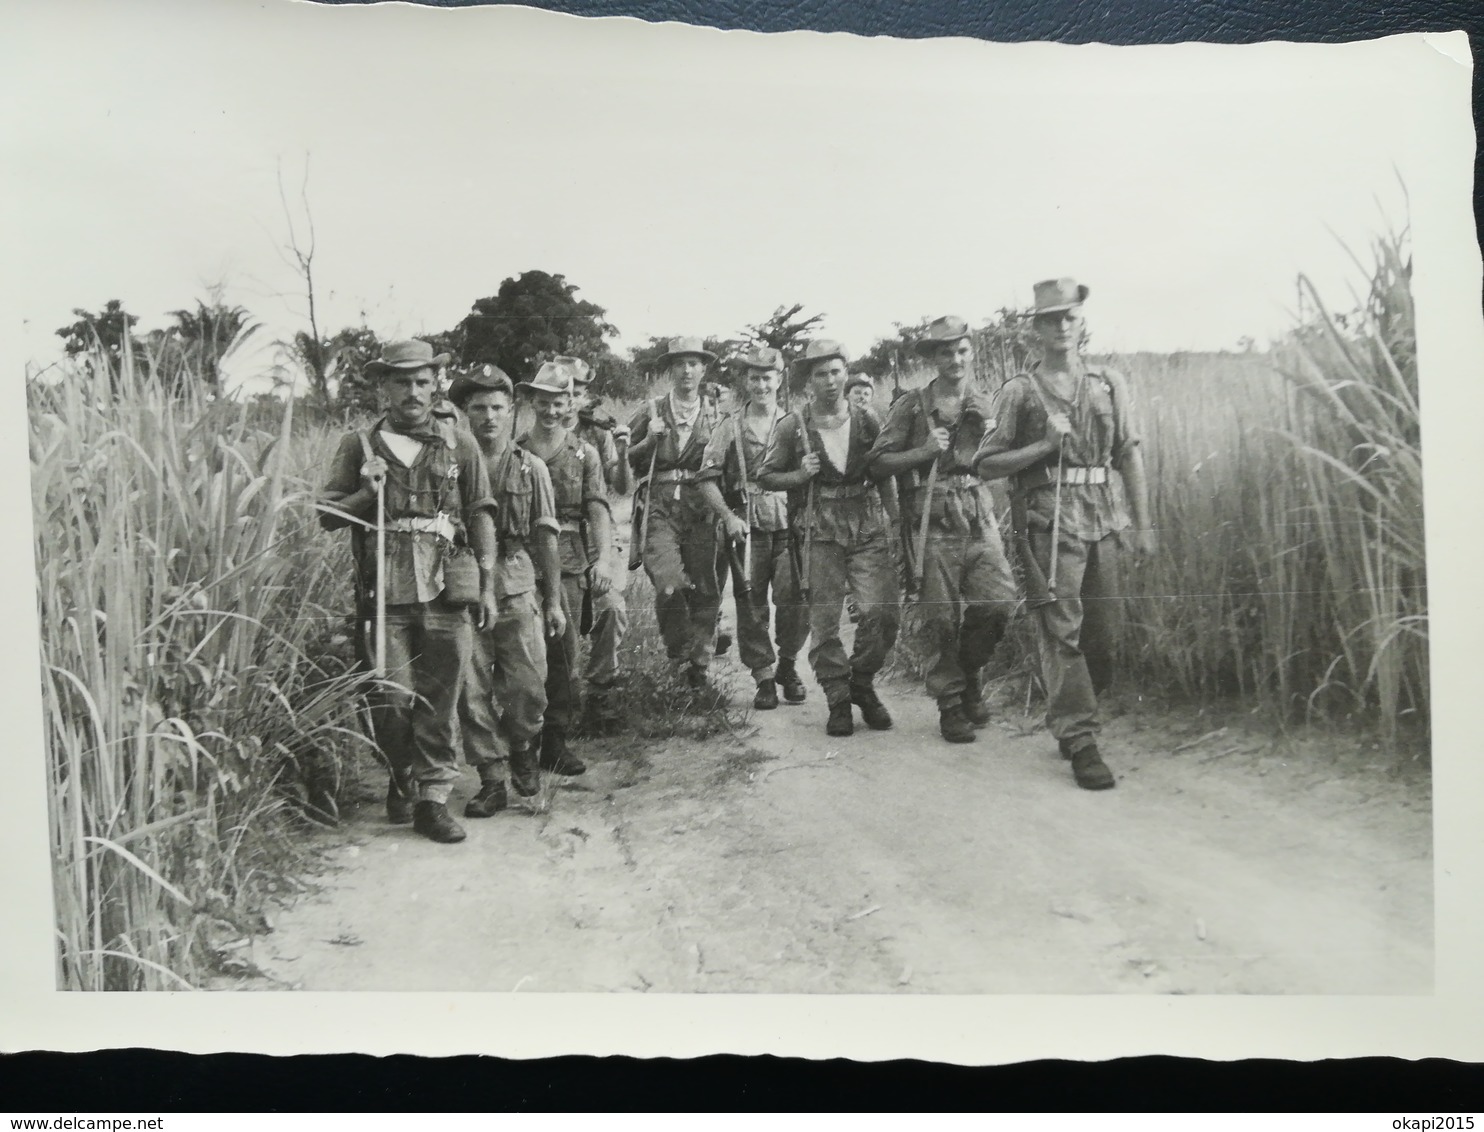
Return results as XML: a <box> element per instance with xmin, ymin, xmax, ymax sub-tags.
<box><xmin>453</xmin><ymin>271</ymin><xmax>617</xmax><ymax>382</ymax></box>
<box><xmin>164</xmin><ymin>300</ymin><xmax>255</xmax><ymax>389</ymax></box>
<box><xmin>741</xmin><ymin>303</ymin><xmax>828</xmax><ymax>368</ymax></box>
<box><xmin>324</xmin><ymin>324</ymin><xmax>386</xmax><ymax>415</ymax></box>
<box><xmin>274</xmin><ymin>157</ymin><xmax>334</xmax><ymax>409</ymax></box>
<box><xmin>55</xmin><ymin>299</ymin><xmax>140</xmax><ymax>381</ymax></box>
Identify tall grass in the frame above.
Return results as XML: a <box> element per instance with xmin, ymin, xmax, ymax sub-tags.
<box><xmin>34</xmin><ymin>343</ymin><xmax>369</xmax><ymax>990</ymax></box>
<box><xmin>1099</xmin><ymin>229</ymin><xmax>1424</xmax><ymax>737</ymax></box>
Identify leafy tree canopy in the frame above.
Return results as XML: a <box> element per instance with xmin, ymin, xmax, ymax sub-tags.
<box><xmin>454</xmin><ymin>270</ymin><xmax>617</xmax><ymax>382</ymax></box>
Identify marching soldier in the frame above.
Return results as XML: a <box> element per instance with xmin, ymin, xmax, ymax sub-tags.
<box><xmin>696</xmin><ymin>346</ymin><xmax>809</xmax><ymax>710</ymax></box>
<box><xmin>757</xmin><ymin>340</ymin><xmax>900</xmax><ymax>736</ymax></box>
<box><xmin>625</xmin><ymin>337</ymin><xmax>727</xmax><ymax>690</ymax></box>
<box><xmin>318</xmin><ymin>339</ymin><xmax>499</xmax><ymax>844</ymax></box>
<box><xmin>868</xmin><ymin>316</ymin><xmax>1017</xmax><ymax>744</ymax></box>
<box><xmin>567</xmin><ymin>361</ymin><xmax>630</xmax><ymax>733</ymax></box>
<box><xmin>518</xmin><ymin>358</ymin><xmax>614</xmax><ymax>777</ymax></box>
<box><xmin>449</xmin><ymin>365</ymin><xmax>564</xmax><ymax>814</ymax></box>
<box><xmin>975</xmin><ymin>279</ymin><xmax>1153</xmax><ymax>790</ymax></box>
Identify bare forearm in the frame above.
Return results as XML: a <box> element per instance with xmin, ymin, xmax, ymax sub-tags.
<box><xmin>759</xmin><ymin>467</ymin><xmax>810</xmax><ymax>491</ymax></box>
<box><xmin>871</xmin><ymin>446</ymin><xmax>937</xmax><ymax>478</ymax></box>
<box><xmin>977</xmin><ymin>439</ymin><xmax>1059</xmax><ymax>481</ymax></box>
<box><xmin>698</xmin><ymin>480</ymin><xmax>735</xmax><ymax>524</ymax></box>
<box><xmin>1119</xmin><ymin>446</ymin><xmax>1151</xmax><ymax>530</ymax></box>
<box><xmin>534</xmin><ymin>528</ymin><xmax>562</xmax><ymax>608</ymax></box>
<box><xmin>586</xmin><ymin>501</ymin><xmax>612</xmax><ymax>562</ymax></box>
<box><xmin>469</xmin><ymin>512</ymin><xmax>498</xmax><ymax>594</ymax></box>
<box><xmin>610</xmin><ymin>453</ymin><xmax>633</xmax><ymax>495</ymax></box>
<box><xmin>317</xmin><ymin>487</ymin><xmax>375</xmax><ymax>529</ymax></box>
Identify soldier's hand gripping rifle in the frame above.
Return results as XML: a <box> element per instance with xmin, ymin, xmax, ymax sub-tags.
<box><xmin>797</xmin><ymin>408</ymin><xmax>816</xmax><ymax>604</ymax></box>
<box><xmin>629</xmin><ymin>398</ymin><xmax>661</xmax><ymax>572</ymax></box>
<box><xmin>732</xmin><ymin>409</ymin><xmax>753</xmax><ymax>597</ymax></box>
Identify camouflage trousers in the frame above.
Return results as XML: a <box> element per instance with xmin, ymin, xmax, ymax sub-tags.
<box><xmin>641</xmin><ymin>486</ymin><xmax>722</xmax><ymax>671</ymax></box>
<box><xmin>920</xmin><ymin>525</ymin><xmax>1018</xmax><ymax>707</ymax></box>
<box><xmin>729</xmin><ymin>528</ymin><xmax>809</xmax><ymax>682</ymax></box>
<box><xmin>1028</xmin><ymin>529</ymin><xmax>1124</xmax><ymax>749</ymax></box>
<box><xmin>371</xmin><ymin>598</ymin><xmax>471</xmax><ymax>804</ymax></box>
<box><xmin>805</xmin><ymin>534</ymin><xmax>901</xmax><ymax>705</ymax></box>
<box><xmin>458</xmin><ymin>591</ymin><xmax>548</xmax><ymax>774</ymax></box>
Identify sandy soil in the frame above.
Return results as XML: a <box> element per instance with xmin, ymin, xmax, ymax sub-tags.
<box><xmin>252</xmin><ymin>657</ymin><xmax>1431</xmax><ymax>995</ymax></box>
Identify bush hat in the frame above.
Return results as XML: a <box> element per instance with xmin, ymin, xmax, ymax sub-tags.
<box><xmin>1024</xmin><ymin>278</ymin><xmax>1090</xmax><ymax>317</ymax></box>
<box><xmin>563</xmin><ymin>356</ymin><xmax>595</xmax><ymax>386</ymax></box>
<box><xmin>791</xmin><ymin>339</ymin><xmax>851</xmax><ymax>377</ymax></box>
<box><xmin>447</xmin><ymin>363</ymin><xmax>514</xmax><ymax>408</ymax></box>
<box><xmin>654</xmin><ymin>337</ymin><xmax>717</xmax><ymax>369</ymax></box>
<box><xmin>914</xmin><ymin>315</ymin><xmax>973</xmax><ymax>357</ymax></box>
<box><xmin>845</xmin><ymin>372</ymin><xmax>875</xmax><ymax>394</ymax></box>
<box><xmin>519</xmin><ymin>357</ymin><xmax>582</xmax><ymax>396</ymax></box>
<box><xmin>737</xmin><ymin>345</ymin><xmax>785</xmax><ymax>372</ymax></box>
<box><xmin>366</xmin><ymin>338</ymin><xmax>452</xmax><ymax>377</ymax></box>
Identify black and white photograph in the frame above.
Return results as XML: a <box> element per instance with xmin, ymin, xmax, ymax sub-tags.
<box><xmin>3</xmin><ymin>0</ymin><xmax>1481</xmax><ymax>1061</ymax></box>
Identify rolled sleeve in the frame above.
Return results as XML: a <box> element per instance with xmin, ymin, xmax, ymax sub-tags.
<box><xmin>1104</xmin><ymin>367</ymin><xmax>1142</xmax><ymax>463</ymax></box>
<box><xmin>975</xmin><ymin>380</ymin><xmax>1028</xmax><ymax>462</ymax></box>
<box><xmin>527</xmin><ymin>456</ymin><xmax>560</xmax><ymax>534</ymax></box>
<box><xmin>318</xmin><ymin>433</ymin><xmax>369</xmax><ymax>531</ymax></box>
<box><xmin>455</xmin><ymin>435</ymin><xmax>497</xmax><ymax>521</ymax></box>
<box><xmin>866</xmin><ymin>393</ymin><xmax>919</xmax><ymax>468</ymax></box>
<box><xmin>697</xmin><ymin>417</ymin><xmax>735</xmax><ymax>485</ymax></box>
<box><xmin>758</xmin><ymin>413</ymin><xmax>801</xmax><ymax>480</ymax></box>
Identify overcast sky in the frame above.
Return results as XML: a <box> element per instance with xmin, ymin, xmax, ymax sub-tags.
<box><xmin>1</xmin><ymin>0</ymin><xmax>1445</xmax><ymax>388</ymax></box>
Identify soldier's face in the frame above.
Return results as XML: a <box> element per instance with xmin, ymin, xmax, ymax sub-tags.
<box><xmin>934</xmin><ymin>338</ymin><xmax>974</xmax><ymax>380</ymax></box>
<box><xmin>848</xmin><ymin>384</ymin><xmax>874</xmax><ymax>409</ymax></box>
<box><xmin>382</xmin><ymin>367</ymin><xmax>438</xmax><ymax>428</ymax></box>
<box><xmin>531</xmin><ymin>389</ymin><xmax>570</xmax><ymax>429</ymax></box>
<box><xmin>464</xmin><ymin>390</ymin><xmax>512</xmax><ymax>444</ymax></box>
<box><xmin>746</xmin><ymin>367</ymin><xmax>781</xmax><ymax>401</ymax></box>
<box><xmin>808</xmin><ymin>358</ymin><xmax>848</xmax><ymax>403</ymax></box>
<box><xmin>1034</xmin><ymin>308</ymin><xmax>1083</xmax><ymax>352</ymax></box>
<box><xmin>669</xmin><ymin>356</ymin><xmax>707</xmax><ymax>397</ymax></box>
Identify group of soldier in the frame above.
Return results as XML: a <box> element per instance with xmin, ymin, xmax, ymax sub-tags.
<box><xmin>319</xmin><ymin>277</ymin><xmax>1152</xmax><ymax>845</ymax></box>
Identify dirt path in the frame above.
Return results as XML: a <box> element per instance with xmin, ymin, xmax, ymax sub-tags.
<box><xmin>255</xmin><ymin>657</ymin><xmax>1431</xmax><ymax>994</ymax></box>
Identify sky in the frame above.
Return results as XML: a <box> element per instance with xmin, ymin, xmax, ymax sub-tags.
<box><xmin>0</xmin><ymin>0</ymin><xmax>1447</xmax><ymax>391</ymax></box>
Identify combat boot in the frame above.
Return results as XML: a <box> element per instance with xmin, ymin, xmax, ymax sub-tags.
<box><xmin>464</xmin><ymin>773</ymin><xmax>508</xmax><ymax>819</ymax></box>
<box><xmin>385</xmin><ymin>774</ymin><xmax>414</xmax><ymax>825</ymax></box>
<box><xmin>1069</xmin><ymin>742</ymin><xmax>1116</xmax><ymax>791</ymax></box>
<box><xmin>961</xmin><ymin>669</ymin><xmax>992</xmax><ymax>728</ymax></box>
<box><xmin>540</xmin><ymin>726</ymin><xmax>587</xmax><ymax>777</ymax></box>
<box><xmin>412</xmin><ymin>800</ymin><xmax>467</xmax><ymax>843</ymax></box>
<box><xmin>753</xmin><ymin>678</ymin><xmax>779</xmax><ymax>710</ymax></box>
<box><xmin>939</xmin><ymin>703</ymin><xmax>977</xmax><ymax>744</ymax></box>
<box><xmin>826</xmin><ymin>700</ymin><xmax>854</xmax><ymax>737</ymax></box>
<box><xmin>776</xmin><ymin>658</ymin><xmax>807</xmax><ymax>704</ymax></box>
<box><xmin>849</xmin><ymin>681</ymin><xmax>893</xmax><ymax>731</ymax></box>
<box><xmin>508</xmin><ymin>740</ymin><xmax>541</xmax><ymax>800</ymax></box>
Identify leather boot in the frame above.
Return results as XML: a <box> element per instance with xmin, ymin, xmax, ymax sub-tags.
<box><xmin>849</xmin><ymin>681</ymin><xmax>893</xmax><ymax>731</ymax></box>
<box><xmin>826</xmin><ymin>699</ymin><xmax>854</xmax><ymax>737</ymax></box>
<box><xmin>777</xmin><ymin>658</ymin><xmax>807</xmax><ymax>704</ymax></box>
<box><xmin>753</xmin><ymin>678</ymin><xmax>779</xmax><ymax>710</ymax></box>
<box><xmin>1070</xmin><ymin>742</ymin><xmax>1116</xmax><ymax>791</ymax></box>
<box><xmin>961</xmin><ymin>669</ymin><xmax>992</xmax><ymax>727</ymax></box>
<box><xmin>464</xmin><ymin>774</ymin><xmax>508</xmax><ymax>818</ymax></box>
<box><xmin>540</xmin><ymin>726</ymin><xmax>587</xmax><ymax>777</ymax></box>
<box><xmin>508</xmin><ymin>740</ymin><xmax>541</xmax><ymax>799</ymax></box>
<box><xmin>385</xmin><ymin>774</ymin><xmax>414</xmax><ymax>825</ymax></box>
<box><xmin>939</xmin><ymin>703</ymin><xmax>977</xmax><ymax>744</ymax></box>
<box><xmin>412</xmin><ymin>800</ymin><xmax>467</xmax><ymax>843</ymax></box>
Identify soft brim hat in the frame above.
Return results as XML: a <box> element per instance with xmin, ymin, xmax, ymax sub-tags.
<box><xmin>365</xmin><ymin>338</ymin><xmax>452</xmax><ymax>377</ymax></box>
<box><xmin>1023</xmin><ymin>278</ymin><xmax>1091</xmax><ymax>317</ymax></box>
<box><xmin>654</xmin><ymin>337</ymin><xmax>718</xmax><ymax>369</ymax></box>
<box><xmin>790</xmin><ymin>339</ymin><xmax>851</xmax><ymax>376</ymax></box>
<box><xmin>447</xmin><ymin>363</ymin><xmax>514</xmax><ymax>407</ymax></box>
<box><xmin>914</xmin><ymin>315</ymin><xmax>973</xmax><ymax>356</ymax></box>
<box><xmin>737</xmin><ymin>345</ymin><xmax>785</xmax><ymax>372</ymax></box>
<box><xmin>845</xmin><ymin>373</ymin><xmax>875</xmax><ymax>393</ymax></box>
<box><xmin>518</xmin><ymin>357</ymin><xmax>581</xmax><ymax>396</ymax></box>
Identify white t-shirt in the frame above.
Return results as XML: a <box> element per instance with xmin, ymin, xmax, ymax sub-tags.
<box><xmin>379</xmin><ymin>427</ymin><xmax>424</xmax><ymax>467</ymax></box>
<box><xmin>670</xmin><ymin>394</ymin><xmax>702</xmax><ymax>451</ymax></box>
<box><xmin>816</xmin><ymin>414</ymin><xmax>851</xmax><ymax>476</ymax></box>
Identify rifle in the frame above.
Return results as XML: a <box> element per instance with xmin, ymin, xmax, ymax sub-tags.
<box><xmin>355</xmin><ymin>431</ymin><xmax>388</xmax><ymax>677</ymax></box>
<box><xmin>797</xmin><ymin>405</ymin><xmax>816</xmax><ymax>604</ymax></box>
<box><xmin>908</xmin><ymin>440</ymin><xmax>937</xmax><ymax>606</ymax></box>
<box><xmin>630</xmin><ymin>397</ymin><xmax>661</xmax><ymax>572</ymax></box>
<box><xmin>732</xmin><ymin>407</ymin><xmax>753</xmax><ymax>596</ymax></box>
